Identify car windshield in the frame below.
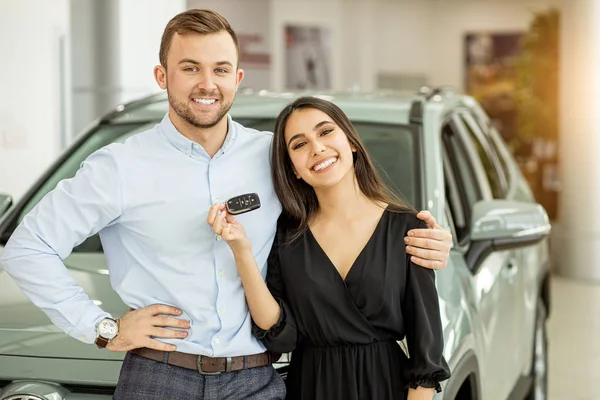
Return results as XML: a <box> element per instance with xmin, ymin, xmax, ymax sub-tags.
<box><xmin>1</xmin><ymin>111</ymin><xmax>420</xmax><ymax>249</ymax></box>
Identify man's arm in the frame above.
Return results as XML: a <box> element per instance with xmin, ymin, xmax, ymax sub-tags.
<box><xmin>406</xmin><ymin>211</ymin><xmax>453</xmax><ymax>270</ymax></box>
<box><xmin>0</xmin><ymin>146</ymin><xmax>190</xmax><ymax>351</ymax></box>
<box><xmin>0</xmin><ymin>147</ymin><xmax>122</xmax><ymax>343</ymax></box>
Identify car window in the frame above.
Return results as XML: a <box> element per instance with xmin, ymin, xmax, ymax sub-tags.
<box><xmin>4</xmin><ymin>118</ymin><xmax>419</xmax><ymax>251</ymax></box>
<box><xmin>467</xmin><ymin>111</ymin><xmax>513</xmax><ymax>189</ymax></box>
<box><xmin>487</xmin><ymin>126</ymin><xmax>512</xmax><ymax>188</ymax></box>
<box><xmin>355</xmin><ymin>123</ymin><xmax>420</xmax><ymax>207</ymax></box>
<box><xmin>237</xmin><ymin>119</ymin><xmax>420</xmax><ymax>208</ymax></box>
<box><xmin>459</xmin><ymin>114</ymin><xmax>506</xmax><ymax>198</ymax></box>
<box><xmin>442</xmin><ymin>121</ymin><xmax>481</xmax><ymax>244</ymax></box>
<box><xmin>442</xmin><ymin>145</ymin><xmax>464</xmax><ymax>241</ymax></box>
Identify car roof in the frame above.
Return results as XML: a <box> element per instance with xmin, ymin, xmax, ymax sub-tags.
<box><xmin>107</xmin><ymin>89</ymin><xmax>455</xmax><ymax>126</ymax></box>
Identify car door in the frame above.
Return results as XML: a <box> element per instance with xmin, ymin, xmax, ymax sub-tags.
<box><xmin>441</xmin><ymin>113</ymin><xmax>521</xmax><ymax>400</ymax></box>
<box><xmin>466</xmin><ymin>112</ymin><xmax>540</xmax><ymax>382</ymax></box>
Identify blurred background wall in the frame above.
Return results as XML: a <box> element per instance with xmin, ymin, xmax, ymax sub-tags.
<box><xmin>0</xmin><ymin>0</ymin><xmax>71</xmax><ymax>202</ymax></box>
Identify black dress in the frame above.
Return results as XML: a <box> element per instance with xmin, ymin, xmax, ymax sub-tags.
<box><xmin>253</xmin><ymin>210</ymin><xmax>451</xmax><ymax>400</ymax></box>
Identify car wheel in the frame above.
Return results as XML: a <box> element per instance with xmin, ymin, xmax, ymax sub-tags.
<box><xmin>526</xmin><ymin>299</ymin><xmax>548</xmax><ymax>400</ymax></box>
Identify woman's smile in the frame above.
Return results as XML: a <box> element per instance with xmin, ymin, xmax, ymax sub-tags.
<box><xmin>312</xmin><ymin>157</ymin><xmax>338</xmax><ymax>173</ymax></box>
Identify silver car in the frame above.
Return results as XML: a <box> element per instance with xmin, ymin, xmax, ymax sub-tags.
<box><xmin>0</xmin><ymin>88</ymin><xmax>551</xmax><ymax>400</ymax></box>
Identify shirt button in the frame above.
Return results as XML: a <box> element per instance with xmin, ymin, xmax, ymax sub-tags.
<box><xmin>219</xmin><ymin>306</ymin><xmax>226</xmax><ymax>314</ymax></box>
<box><xmin>81</xmin><ymin>335</ymin><xmax>87</xmax><ymax>341</ymax></box>
<box><xmin>214</xmin><ymin>337</ymin><xmax>221</xmax><ymax>344</ymax></box>
<box><xmin>193</xmin><ymin>144</ymin><xmax>200</xmax><ymax>149</ymax></box>
<box><xmin>218</xmin><ymin>270</ymin><xmax>224</xmax><ymax>277</ymax></box>
<box><xmin>185</xmin><ymin>149</ymin><xmax>190</xmax><ymax>155</ymax></box>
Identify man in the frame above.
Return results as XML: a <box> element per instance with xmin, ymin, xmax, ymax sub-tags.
<box><xmin>0</xmin><ymin>9</ymin><xmax>452</xmax><ymax>400</ymax></box>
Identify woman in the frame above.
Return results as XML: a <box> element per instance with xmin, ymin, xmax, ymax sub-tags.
<box><xmin>207</xmin><ymin>97</ymin><xmax>450</xmax><ymax>399</ymax></box>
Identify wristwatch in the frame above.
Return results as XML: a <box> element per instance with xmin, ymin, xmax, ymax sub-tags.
<box><xmin>95</xmin><ymin>318</ymin><xmax>119</xmax><ymax>349</ymax></box>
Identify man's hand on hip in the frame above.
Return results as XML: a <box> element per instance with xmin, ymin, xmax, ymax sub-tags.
<box><xmin>405</xmin><ymin>210</ymin><xmax>453</xmax><ymax>271</ymax></box>
<box><xmin>106</xmin><ymin>304</ymin><xmax>190</xmax><ymax>352</ymax></box>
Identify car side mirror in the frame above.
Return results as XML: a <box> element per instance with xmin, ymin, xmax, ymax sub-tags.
<box><xmin>467</xmin><ymin>199</ymin><xmax>551</xmax><ymax>271</ymax></box>
<box><xmin>471</xmin><ymin>199</ymin><xmax>551</xmax><ymax>242</ymax></box>
<box><xmin>0</xmin><ymin>193</ymin><xmax>12</xmax><ymax>219</ymax></box>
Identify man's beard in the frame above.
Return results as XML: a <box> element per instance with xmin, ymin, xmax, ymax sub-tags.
<box><xmin>168</xmin><ymin>90</ymin><xmax>232</xmax><ymax>129</ymax></box>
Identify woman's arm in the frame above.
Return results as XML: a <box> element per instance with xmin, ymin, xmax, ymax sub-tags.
<box><xmin>207</xmin><ymin>204</ymin><xmax>298</xmax><ymax>353</ymax></box>
<box><xmin>207</xmin><ymin>203</ymin><xmax>280</xmax><ymax>330</ymax></box>
<box><xmin>231</xmin><ymin>247</ymin><xmax>281</xmax><ymax>330</ymax></box>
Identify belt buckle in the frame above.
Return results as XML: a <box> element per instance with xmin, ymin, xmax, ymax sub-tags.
<box><xmin>197</xmin><ymin>356</ymin><xmax>222</xmax><ymax>375</ymax></box>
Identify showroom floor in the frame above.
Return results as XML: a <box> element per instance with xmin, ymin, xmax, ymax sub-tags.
<box><xmin>547</xmin><ymin>275</ymin><xmax>600</xmax><ymax>400</ymax></box>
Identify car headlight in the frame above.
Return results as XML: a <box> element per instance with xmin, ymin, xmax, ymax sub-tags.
<box><xmin>0</xmin><ymin>381</ymin><xmax>68</xmax><ymax>400</ymax></box>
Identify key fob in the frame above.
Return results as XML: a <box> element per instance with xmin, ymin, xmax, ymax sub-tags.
<box><xmin>225</xmin><ymin>193</ymin><xmax>261</xmax><ymax>215</ymax></box>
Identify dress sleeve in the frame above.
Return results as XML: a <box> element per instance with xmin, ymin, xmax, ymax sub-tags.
<box><xmin>402</xmin><ymin>220</ymin><xmax>451</xmax><ymax>392</ymax></box>
<box><xmin>251</xmin><ymin>218</ymin><xmax>298</xmax><ymax>353</ymax></box>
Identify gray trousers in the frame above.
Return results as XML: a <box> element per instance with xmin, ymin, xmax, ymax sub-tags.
<box><xmin>113</xmin><ymin>352</ymin><xmax>286</xmax><ymax>400</ymax></box>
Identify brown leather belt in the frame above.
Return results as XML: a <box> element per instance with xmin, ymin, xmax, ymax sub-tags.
<box><xmin>130</xmin><ymin>347</ymin><xmax>272</xmax><ymax>375</ymax></box>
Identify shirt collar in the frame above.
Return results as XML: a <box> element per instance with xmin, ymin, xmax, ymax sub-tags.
<box><xmin>159</xmin><ymin>113</ymin><xmax>237</xmax><ymax>157</ymax></box>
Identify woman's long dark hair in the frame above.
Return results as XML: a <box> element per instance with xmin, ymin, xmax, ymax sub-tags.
<box><xmin>271</xmin><ymin>96</ymin><xmax>415</xmax><ymax>242</ymax></box>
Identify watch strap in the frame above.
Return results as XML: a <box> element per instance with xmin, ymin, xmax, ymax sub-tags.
<box><xmin>95</xmin><ymin>335</ymin><xmax>109</xmax><ymax>349</ymax></box>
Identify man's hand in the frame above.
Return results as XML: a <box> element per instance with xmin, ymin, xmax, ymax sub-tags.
<box><xmin>406</xmin><ymin>210</ymin><xmax>453</xmax><ymax>270</ymax></box>
<box><xmin>106</xmin><ymin>304</ymin><xmax>190</xmax><ymax>352</ymax></box>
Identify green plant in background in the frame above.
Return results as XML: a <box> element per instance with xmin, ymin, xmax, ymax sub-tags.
<box><xmin>513</xmin><ymin>8</ymin><xmax>559</xmax><ymax>158</ymax></box>
<box><xmin>513</xmin><ymin>8</ymin><xmax>559</xmax><ymax>219</ymax></box>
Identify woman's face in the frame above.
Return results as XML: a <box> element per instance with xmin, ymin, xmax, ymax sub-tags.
<box><xmin>284</xmin><ymin>108</ymin><xmax>356</xmax><ymax>189</ymax></box>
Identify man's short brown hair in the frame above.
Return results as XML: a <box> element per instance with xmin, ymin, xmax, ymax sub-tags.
<box><xmin>159</xmin><ymin>9</ymin><xmax>240</xmax><ymax>68</ymax></box>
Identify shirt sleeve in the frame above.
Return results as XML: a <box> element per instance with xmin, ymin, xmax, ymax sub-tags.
<box><xmin>402</xmin><ymin>220</ymin><xmax>451</xmax><ymax>392</ymax></box>
<box><xmin>251</xmin><ymin>218</ymin><xmax>298</xmax><ymax>353</ymax></box>
<box><xmin>0</xmin><ymin>146</ymin><xmax>123</xmax><ymax>344</ymax></box>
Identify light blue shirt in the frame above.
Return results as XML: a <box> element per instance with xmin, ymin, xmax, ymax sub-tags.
<box><xmin>0</xmin><ymin>114</ymin><xmax>281</xmax><ymax>357</ymax></box>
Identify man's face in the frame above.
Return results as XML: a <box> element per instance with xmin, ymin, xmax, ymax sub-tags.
<box><xmin>155</xmin><ymin>31</ymin><xmax>244</xmax><ymax>129</ymax></box>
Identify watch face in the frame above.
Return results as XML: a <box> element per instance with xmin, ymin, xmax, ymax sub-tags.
<box><xmin>98</xmin><ymin>319</ymin><xmax>118</xmax><ymax>339</ymax></box>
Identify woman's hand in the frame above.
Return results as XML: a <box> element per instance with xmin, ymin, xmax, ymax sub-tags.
<box><xmin>407</xmin><ymin>386</ymin><xmax>435</xmax><ymax>400</ymax></box>
<box><xmin>207</xmin><ymin>203</ymin><xmax>252</xmax><ymax>253</ymax></box>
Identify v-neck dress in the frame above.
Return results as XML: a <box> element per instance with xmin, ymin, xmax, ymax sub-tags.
<box><xmin>253</xmin><ymin>210</ymin><xmax>451</xmax><ymax>400</ymax></box>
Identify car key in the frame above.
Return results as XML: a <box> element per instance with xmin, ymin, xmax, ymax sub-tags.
<box><xmin>225</xmin><ymin>193</ymin><xmax>261</xmax><ymax>215</ymax></box>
